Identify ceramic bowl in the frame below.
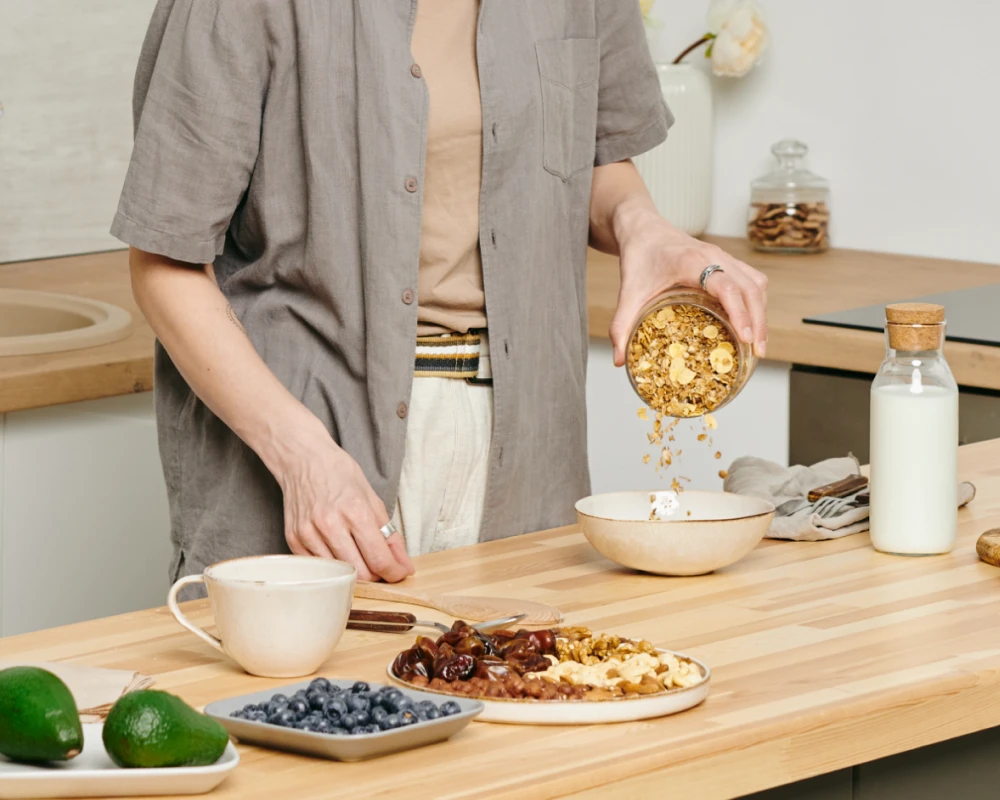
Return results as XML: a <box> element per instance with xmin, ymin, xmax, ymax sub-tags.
<box><xmin>575</xmin><ymin>491</ymin><xmax>775</xmax><ymax>576</ymax></box>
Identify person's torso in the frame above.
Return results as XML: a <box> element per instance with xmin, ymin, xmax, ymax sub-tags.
<box><xmin>410</xmin><ymin>0</ymin><xmax>486</xmax><ymax>336</ymax></box>
<box><xmin>154</xmin><ymin>0</ymin><xmax>612</xmax><ymax>543</ymax></box>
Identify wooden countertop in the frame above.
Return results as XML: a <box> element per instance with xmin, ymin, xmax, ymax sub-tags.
<box><xmin>4</xmin><ymin>439</ymin><xmax>1000</xmax><ymax>799</ymax></box>
<box><xmin>0</xmin><ymin>250</ymin><xmax>153</xmax><ymax>413</ymax></box>
<box><xmin>1</xmin><ymin>239</ymin><xmax>998</xmax><ymax>413</ymax></box>
<box><xmin>588</xmin><ymin>236</ymin><xmax>1000</xmax><ymax>390</ymax></box>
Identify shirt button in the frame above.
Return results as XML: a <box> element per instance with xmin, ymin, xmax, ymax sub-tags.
<box><xmin>410</xmin><ymin>63</ymin><xmax>422</xmax><ymax>79</ymax></box>
<box><xmin>404</xmin><ymin>176</ymin><xmax>418</xmax><ymax>193</ymax></box>
<box><xmin>397</xmin><ymin>402</ymin><xmax>409</xmax><ymax>419</ymax></box>
<box><xmin>402</xmin><ymin>288</ymin><xmax>414</xmax><ymax>305</ymax></box>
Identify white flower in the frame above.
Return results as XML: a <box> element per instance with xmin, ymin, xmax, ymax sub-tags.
<box><xmin>707</xmin><ymin>0</ymin><xmax>769</xmax><ymax>78</ymax></box>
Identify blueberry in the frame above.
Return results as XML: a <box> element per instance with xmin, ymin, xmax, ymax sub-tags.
<box><xmin>364</xmin><ymin>724</ymin><xmax>381</xmax><ymax>734</ymax></box>
<box><xmin>353</xmin><ymin>710</ymin><xmax>371</xmax><ymax>727</ymax></box>
<box><xmin>417</xmin><ymin>700</ymin><xmax>436</xmax><ymax>714</ymax></box>
<box><xmin>293</xmin><ymin>689</ymin><xmax>309</xmax><ymax>701</ymax></box>
<box><xmin>401</xmin><ymin>710</ymin><xmax>417</xmax><ymax>726</ymax></box>
<box><xmin>265</xmin><ymin>700</ymin><xmax>288</xmax><ymax>716</ymax></box>
<box><xmin>350</xmin><ymin>726</ymin><xmax>365</xmax><ymax>735</ymax></box>
<box><xmin>293</xmin><ymin>719</ymin><xmax>312</xmax><ymax>730</ymax></box>
<box><xmin>380</xmin><ymin>689</ymin><xmax>403</xmax><ymax>706</ymax></box>
<box><xmin>339</xmin><ymin>712</ymin><xmax>358</xmax><ymax>730</ymax></box>
<box><xmin>251</xmin><ymin>710</ymin><xmax>269</xmax><ymax>723</ymax></box>
<box><xmin>383</xmin><ymin>713</ymin><xmax>401</xmax><ymax>730</ymax></box>
<box><xmin>287</xmin><ymin>697</ymin><xmax>309</xmax><ymax>719</ymax></box>
<box><xmin>424</xmin><ymin>707</ymin><xmax>441</xmax><ymax>720</ymax></box>
<box><xmin>230</xmin><ymin>709</ymin><xmax>245</xmax><ymax>718</ymax></box>
<box><xmin>346</xmin><ymin>694</ymin><xmax>369</xmax><ymax>713</ymax></box>
<box><xmin>268</xmin><ymin>709</ymin><xmax>296</xmax><ymax>727</ymax></box>
<box><xmin>440</xmin><ymin>701</ymin><xmax>462</xmax><ymax>717</ymax></box>
<box><xmin>328</xmin><ymin>726</ymin><xmax>348</xmax><ymax>736</ymax></box>
<box><xmin>351</xmin><ymin>681</ymin><xmax>371</xmax><ymax>694</ymax></box>
<box><xmin>309</xmin><ymin>677</ymin><xmax>333</xmax><ymax>692</ymax></box>
<box><xmin>269</xmin><ymin>693</ymin><xmax>289</xmax><ymax>706</ymax></box>
<box><xmin>323</xmin><ymin>700</ymin><xmax>348</xmax><ymax>722</ymax></box>
<box><xmin>370</xmin><ymin>706</ymin><xmax>388</xmax><ymax>725</ymax></box>
<box><xmin>310</xmin><ymin>718</ymin><xmax>333</xmax><ymax>734</ymax></box>
<box><xmin>306</xmin><ymin>690</ymin><xmax>328</xmax><ymax>711</ymax></box>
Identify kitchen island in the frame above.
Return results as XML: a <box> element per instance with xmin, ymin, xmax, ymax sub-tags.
<box><xmin>3</xmin><ymin>437</ymin><xmax>999</xmax><ymax>799</ymax></box>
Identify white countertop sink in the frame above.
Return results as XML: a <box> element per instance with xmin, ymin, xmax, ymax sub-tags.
<box><xmin>0</xmin><ymin>288</ymin><xmax>132</xmax><ymax>356</ymax></box>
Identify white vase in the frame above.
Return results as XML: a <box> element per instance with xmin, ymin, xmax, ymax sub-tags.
<box><xmin>633</xmin><ymin>63</ymin><xmax>713</xmax><ymax>236</ymax></box>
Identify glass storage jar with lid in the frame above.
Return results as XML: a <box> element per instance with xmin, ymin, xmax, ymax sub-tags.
<box><xmin>747</xmin><ymin>139</ymin><xmax>830</xmax><ymax>253</ymax></box>
<box><xmin>626</xmin><ymin>288</ymin><xmax>757</xmax><ymax>419</ymax></box>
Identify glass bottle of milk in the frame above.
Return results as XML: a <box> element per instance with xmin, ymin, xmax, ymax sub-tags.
<box><xmin>869</xmin><ymin>303</ymin><xmax>958</xmax><ymax>555</ymax></box>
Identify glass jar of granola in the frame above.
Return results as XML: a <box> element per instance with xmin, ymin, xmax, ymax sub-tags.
<box><xmin>626</xmin><ymin>289</ymin><xmax>757</xmax><ymax>418</ymax></box>
<box><xmin>747</xmin><ymin>139</ymin><xmax>830</xmax><ymax>253</ymax></box>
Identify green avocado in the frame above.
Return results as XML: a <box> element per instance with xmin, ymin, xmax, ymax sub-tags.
<box><xmin>101</xmin><ymin>690</ymin><xmax>229</xmax><ymax>768</ymax></box>
<box><xmin>0</xmin><ymin>666</ymin><xmax>84</xmax><ymax>762</ymax></box>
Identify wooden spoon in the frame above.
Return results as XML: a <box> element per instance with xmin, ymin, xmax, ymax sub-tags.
<box><xmin>354</xmin><ymin>581</ymin><xmax>563</xmax><ymax>626</ymax></box>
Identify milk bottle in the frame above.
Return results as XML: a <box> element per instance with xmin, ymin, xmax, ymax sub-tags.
<box><xmin>869</xmin><ymin>303</ymin><xmax>958</xmax><ymax>555</ymax></box>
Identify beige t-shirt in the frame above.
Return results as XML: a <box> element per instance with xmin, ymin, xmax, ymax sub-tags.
<box><xmin>411</xmin><ymin>0</ymin><xmax>486</xmax><ymax>335</ymax></box>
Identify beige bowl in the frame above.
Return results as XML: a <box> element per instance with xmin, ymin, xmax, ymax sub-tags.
<box><xmin>575</xmin><ymin>491</ymin><xmax>775</xmax><ymax>576</ymax></box>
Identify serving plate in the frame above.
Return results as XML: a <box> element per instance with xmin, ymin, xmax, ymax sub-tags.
<box><xmin>387</xmin><ymin>650</ymin><xmax>711</xmax><ymax>725</ymax></box>
<box><xmin>205</xmin><ymin>679</ymin><xmax>483</xmax><ymax>762</ymax></box>
<box><xmin>0</xmin><ymin>724</ymin><xmax>238</xmax><ymax>799</ymax></box>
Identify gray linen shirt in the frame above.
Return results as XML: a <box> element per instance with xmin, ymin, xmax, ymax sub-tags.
<box><xmin>111</xmin><ymin>0</ymin><xmax>672</xmax><ymax>580</ymax></box>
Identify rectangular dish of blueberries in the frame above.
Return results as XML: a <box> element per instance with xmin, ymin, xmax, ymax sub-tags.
<box><xmin>203</xmin><ymin>678</ymin><xmax>483</xmax><ymax>762</ymax></box>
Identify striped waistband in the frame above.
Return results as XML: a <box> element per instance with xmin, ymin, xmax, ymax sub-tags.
<box><xmin>414</xmin><ymin>331</ymin><xmax>491</xmax><ymax>382</ymax></box>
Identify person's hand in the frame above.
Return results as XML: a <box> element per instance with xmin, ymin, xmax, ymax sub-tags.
<box><xmin>609</xmin><ymin>209</ymin><xmax>768</xmax><ymax>366</ymax></box>
<box><xmin>276</xmin><ymin>437</ymin><xmax>414</xmax><ymax>582</ymax></box>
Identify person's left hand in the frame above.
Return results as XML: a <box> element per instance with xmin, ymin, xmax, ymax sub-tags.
<box><xmin>609</xmin><ymin>210</ymin><xmax>769</xmax><ymax>366</ymax></box>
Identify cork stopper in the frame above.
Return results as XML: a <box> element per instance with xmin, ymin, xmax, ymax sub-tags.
<box><xmin>885</xmin><ymin>303</ymin><xmax>945</xmax><ymax>351</ymax></box>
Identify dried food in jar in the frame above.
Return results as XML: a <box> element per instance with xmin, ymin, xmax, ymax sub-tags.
<box><xmin>628</xmin><ymin>304</ymin><xmax>739</xmax><ymax>417</ymax></box>
<box><xmin>748</xmin><ymin>202</ymin><xmax>829</xmax><ymax>252</ymax></box>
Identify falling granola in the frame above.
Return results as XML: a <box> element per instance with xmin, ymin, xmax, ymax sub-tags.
<box><xmin>628</xmin><ymin>305</ymin><xmax>739</xmax><ymax>418</ymax></box>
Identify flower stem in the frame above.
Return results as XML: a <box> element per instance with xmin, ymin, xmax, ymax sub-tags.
<box><xmin>673</xmin><ymin>34</ymin><xmax>714</xmax><ymax>65</ymax></box>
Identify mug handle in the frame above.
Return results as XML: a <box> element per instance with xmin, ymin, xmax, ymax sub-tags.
<box><xmin>167</xmin><ymin>575</ymin><xmax>223</xmax><ymax>652</ymax></box>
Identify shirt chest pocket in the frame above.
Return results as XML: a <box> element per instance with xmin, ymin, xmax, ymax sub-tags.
<box><xmin>535</xmin><ymin>38</ymin><xmax>600</xmax><ymax>181</ymax></box>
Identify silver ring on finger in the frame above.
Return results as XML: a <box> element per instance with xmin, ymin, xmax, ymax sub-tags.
<box><xmin>699</xmin><ymin>264</ymin><xmax>724</xmax><ymax>291</ymax></box>
<box><xmin>379</xmin><ymin>521</ymin><xmax>398</xmax><ymax>540</ymax></box>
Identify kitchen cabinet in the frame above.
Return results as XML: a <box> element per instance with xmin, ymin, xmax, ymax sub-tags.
<box><xmin>790</xmin><ymin>365</ymin><xmax>1000</xmax><ymax>467</ymax></box>
<box><xmin>0</xmin><ymin>392</ymin><xmax>170</xmax><ymax>636</ymax></box>
<box><xmin>587</xmin><ymin>340</ymin><xmax>790</xmax><ymax>494</ymax></box>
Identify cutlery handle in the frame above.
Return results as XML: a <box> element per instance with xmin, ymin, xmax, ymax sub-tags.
<box><xmin>347</xmin><ymin>609</ymin><xmax>416</xmax><ymax>633</ymax></box>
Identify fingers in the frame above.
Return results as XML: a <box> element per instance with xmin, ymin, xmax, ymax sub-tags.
<box><xmin>365</xmin><ymin>484</ymin><xmax>415</xmax><ymax>576</ymax></box>
<box><xmin>721</xmin><ymin>261</ymin><xmax>768</xmax><ymax>357</ymax></box>
<box><xmin>696</xmin><ymin>252</ymin><xmax>768</xmax><ymax>356</ymax></box>
<box><xmin>609</xmin><ymin>279</ymin><xmax>647</xmax><ymax>367</ymax></box>
<box><xmin>702</xmin><ymin>268</ymin><xmax>753</xmax><ymax>345</ymax></box>
<box><xmin>346</xmin><ymin>500</ymin><xmax>412</xmax><ymax>583</ymax></box>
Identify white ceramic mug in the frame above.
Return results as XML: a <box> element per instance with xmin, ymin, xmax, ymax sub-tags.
<box><xmin>167</xmin><ymin>555</ymin><xmax>356</xmax><ymax>678</ymax></box>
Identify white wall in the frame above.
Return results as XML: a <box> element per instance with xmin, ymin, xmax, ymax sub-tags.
<box><xmin>645</xmin><ymin>0</ymin><xmax>1000</xmax><ymax>265</ymax></box>
<box><xmin>0</xmin><ymin>0</ymin><xmax>156</xmax><ymax>263</ymax></box>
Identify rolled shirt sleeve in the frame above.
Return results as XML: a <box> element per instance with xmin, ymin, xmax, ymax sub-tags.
<box><xmin>110</xmin><ymin>0</ymin><xmax>269</xmax><ymax>265</ymax></box>
<box><xmin>593</xmin><ymin>0</ymin><xmax>674</xmax><ymax>167</ymax></box>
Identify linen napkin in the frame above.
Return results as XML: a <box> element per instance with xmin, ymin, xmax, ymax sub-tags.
<box><xmin>0</xmin><ymin>661</ymin><xmax>154</xmax><ymax>722</ymax></box>
<box><xmin>723</xmin><ymin>455</ymin><xmax>976</xmax><ymax>541</ymax></box>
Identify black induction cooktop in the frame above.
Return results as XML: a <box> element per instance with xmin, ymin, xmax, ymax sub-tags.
<box><xmin>803</xmin><ymin>283</ymin><xmax>1000</xmax><ymax>348</ymax></box>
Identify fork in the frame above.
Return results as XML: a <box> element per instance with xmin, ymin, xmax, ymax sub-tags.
<box><xmin>811</xmin><ymin>495</ymin><xmax>854</xmax><ymax>519</ymax></box>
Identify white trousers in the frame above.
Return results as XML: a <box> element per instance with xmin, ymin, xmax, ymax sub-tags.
<box><xmin>392</xmin><ymin>378</ymin><xmax>493</xmax><ymax>557</ymax></box>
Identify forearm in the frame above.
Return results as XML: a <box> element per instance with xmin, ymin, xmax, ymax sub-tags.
<box><xmin>128</xmin><ymin>247</ymin><xmax>329</xmax><ymax>477</ymax></box>
<box><xmin>588</xmin><ymin>160</ymin><xmax>663</xmax><ymax>257</ymax></box>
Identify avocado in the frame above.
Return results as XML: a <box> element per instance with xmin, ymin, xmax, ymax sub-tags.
<box><xmin>0</xmin><ymin>666</ymin><xmax>84</xmax><ymax>762</ymax></box>
<box><xmin>102</xmin><ymin>690</ymin><xmax>228</xmax><ymax>768</ymax></box>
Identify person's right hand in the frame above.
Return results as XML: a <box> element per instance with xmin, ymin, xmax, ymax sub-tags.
<box><xmin>276</xmin><ymin>438</ymin><xmax>414</xmax><ymax>582</ymax></box>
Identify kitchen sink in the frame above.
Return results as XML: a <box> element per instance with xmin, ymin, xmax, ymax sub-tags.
<box><xmin>0</xmin><ymin>288</ymin><xmax>132</xmax><ymax>356</ymax></box>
